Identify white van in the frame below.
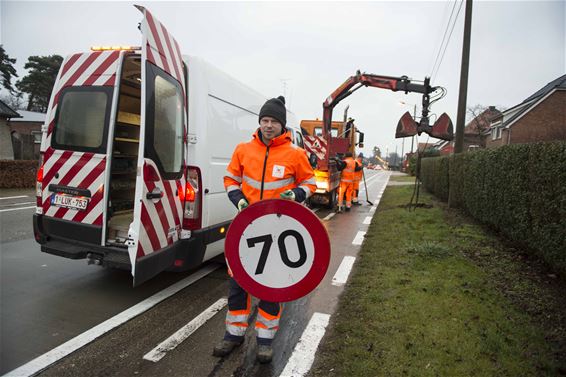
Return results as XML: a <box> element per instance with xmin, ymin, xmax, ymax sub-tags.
<box><xmin>33</xmin><ymin>5</ymin><xmax>302</xmax><ymax>285</ymax></box>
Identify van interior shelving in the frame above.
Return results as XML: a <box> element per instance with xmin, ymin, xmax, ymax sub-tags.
<box><xmin>107</xmin><ymin>55</ymin><xmax>141</xmax><ymax>247</ymax></box>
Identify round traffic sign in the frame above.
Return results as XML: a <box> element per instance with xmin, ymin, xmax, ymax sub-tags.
<box><xmin>225</xmin><ymin>199</ymin><xmax>331</xmax><ymax>302</ymax></box>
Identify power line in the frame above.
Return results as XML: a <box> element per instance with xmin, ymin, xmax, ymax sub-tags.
<box><xmin>432</xmin><ymin>0</ymin><xmax>465</xmax><ymax>81</ymax></box>
<box><xmin>429</xmin><ymin>0</ymin><xmax>458</xmax><ymax>76</ymax></box>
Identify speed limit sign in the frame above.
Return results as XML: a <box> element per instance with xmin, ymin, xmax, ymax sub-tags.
<box><xmin>225</xmin><ymin>199</ymin><xmax>331</xmax><ymax>302</ymax></box>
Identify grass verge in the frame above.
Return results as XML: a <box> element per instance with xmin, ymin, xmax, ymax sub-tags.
<box><xmin>388</xmin><ymin>174</ymin><xmax>416</xmax><ymax>183</ymax></box>
<box><xmin>310</xmin><ymin>185</ymin><xmax>565</xmax><ymax>376</ymax></box>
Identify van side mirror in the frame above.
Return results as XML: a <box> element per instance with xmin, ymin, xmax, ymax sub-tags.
<box><xmin>357</xmin><ymin>132</ymin><xmax>364</xmax><ymax>148</ymax></box>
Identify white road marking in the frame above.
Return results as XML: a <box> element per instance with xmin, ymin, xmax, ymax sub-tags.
<box><xmin>280</xmin><ymin>312</ymin><xmax>331</xmax><ymax>377</ymax></box>
<box><xmin>369</xmin><ymin>206</ymin><xmax>376</xmax><ymax>213</ymax></box>
<box><xmin>0</xmin><ymin>206</ymin><xmax>36</xmax><ymax>213</ymax></box>
<box><xmin>143</xmin><ymin>298</ymin><xmax>227</xmax><ymax>362</ymax></box>
<box><xmin>0</xmin><ymin>195</ymin><xmax>28</xmax><ymax>200</ymax></box>
<box><xmin>322</xmin><ymin>212</ymin><xmax>335</xmax><ymax>221</ymax></box>
<box><xmin>352</xmin><ymin>231</ymin><xmax>366</xmax><ymax>246</ymax></box>
<box><xmin>363</xmin><ymin>216</ymin><xmax>372</xmax><ymax>225</ymax></box>
<box><xmin>3</xmin><ymin>263</ymin><xmax>220</xmax><ymax>377</ymax></box>
<box><xmin>311</xmin><ymin>208</ymin><xmax>319</xmax><ymax>213</ymax></box>
<box><xmin>1</xmin><ymin>201</ymin><xmax>35</xmax><ymax>206</ymax></box>
<box><xmin>331</xmin><ymin>256</ymin><xmax>356</xmax><ymax>286</ymax></box>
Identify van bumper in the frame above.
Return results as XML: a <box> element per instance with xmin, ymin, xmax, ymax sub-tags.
<box><xmin>34</xmin><ymin>214</ymin><xmax>230</xmax><ymax>285</ymax></box>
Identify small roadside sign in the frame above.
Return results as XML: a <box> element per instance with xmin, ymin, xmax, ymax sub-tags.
<box><xmin>225</xmin><ymin>199</ymin><xmax>331</xmax><ymax>302</ymax></box>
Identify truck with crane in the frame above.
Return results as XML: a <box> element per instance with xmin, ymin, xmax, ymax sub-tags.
<box><xmin>302</xmin><ymin>70</ymin><xmax>453</xmax><ymax>208</ymax></box>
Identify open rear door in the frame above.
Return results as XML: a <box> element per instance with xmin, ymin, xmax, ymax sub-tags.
<box><xmin>129</xmin><ymin>5</ymin><xmax>187</xmax><ymax>286</ymax></box>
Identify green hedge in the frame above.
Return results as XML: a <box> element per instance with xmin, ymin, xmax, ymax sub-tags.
<box><xmin>420</xmin><ymin>142</ymin><xmax>566</xmax><ymax>275</ymax></box>
<box><xmin>0</xmin><ymin>160</ymin><xmax>38</xmax><ymax>188</ymax></box>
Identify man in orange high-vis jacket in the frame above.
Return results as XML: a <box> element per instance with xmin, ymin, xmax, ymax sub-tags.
<box><xmin>337</xmin><ymin>152</ymin><xmax>362</xmax><ymax>212</ymax></box>
<box><xmin>352</xmin><ymin>155</ymin><xmax>363</xmax><ymax>205</ymax></box>
<box><xmin>213</xmin><ymin>96</ymin><xmax>316</xmax><ymax>364</ymax></box>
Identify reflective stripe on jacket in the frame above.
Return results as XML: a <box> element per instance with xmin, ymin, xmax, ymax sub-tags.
<box><xmin>224</xmin><ymin>129</ymin><xmax>316</xmax><ymax>205</ymax></box>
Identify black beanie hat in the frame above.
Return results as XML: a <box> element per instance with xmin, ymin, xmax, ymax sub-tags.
<box><xmin>259</xmin><ymin>96</ymin><xmax>286</xmax><ymax>127</ymax></box>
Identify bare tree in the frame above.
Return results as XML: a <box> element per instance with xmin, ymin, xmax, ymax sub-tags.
<box><xmin>0</xmin><ymin>93</ymin><xmax>25</xmax><ymax>110</ymax></box>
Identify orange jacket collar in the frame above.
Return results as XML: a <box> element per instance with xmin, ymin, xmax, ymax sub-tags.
<box><xmin>253</xmin><ymin>129</ymin><xmax>291</xmax><ymax>147</ymax></box>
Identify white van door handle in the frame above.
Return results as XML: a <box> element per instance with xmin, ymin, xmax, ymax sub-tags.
<box><xmin>146</xmin><ymin>188</ymin><xmax>163</xmax><ymax>200</ymax></box>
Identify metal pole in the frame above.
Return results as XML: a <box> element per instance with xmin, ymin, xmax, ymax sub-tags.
<box><xmin>454</xmin><ymin>0</ymin><xmax>473</xmax><ymax>154</ymax></box>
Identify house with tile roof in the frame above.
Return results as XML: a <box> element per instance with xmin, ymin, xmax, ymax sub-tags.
<box><xmin>484</xmin><ymin>74</ymin><xmax>566</xmax><ymax>148</ymax></box>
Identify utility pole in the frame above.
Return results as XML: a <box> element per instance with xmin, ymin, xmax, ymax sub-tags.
<box><xmin>454</xmin><ymin>0</ymin><xmax>473</xmax><ymax>154</ymax></box>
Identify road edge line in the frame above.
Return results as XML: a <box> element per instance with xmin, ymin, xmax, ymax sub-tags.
<box><xmin>279</xmin><ymin>312</ymin><xmax>331</xmax><ymax>377</ymax></box>
<box><xmin>143</xmin><ymin>297</ymin><xmax>228</xmax><ymax>362</ymax></box>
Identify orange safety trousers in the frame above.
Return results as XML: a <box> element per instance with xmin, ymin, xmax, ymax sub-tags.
<box><xmin>224</xmin><ymin>278</ymin><xmax>282</xmax><ymax>345</ymax></box>
<box><xmin>338</xmin><ymin>181</ymin><xmax>354</xmax><ymax>208</ymax></box>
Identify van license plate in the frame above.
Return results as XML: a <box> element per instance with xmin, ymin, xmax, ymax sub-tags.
<box><xmin>51</xmin><ymin>194</ymin><xmax>89</xmax><ymax>211</ymax></box>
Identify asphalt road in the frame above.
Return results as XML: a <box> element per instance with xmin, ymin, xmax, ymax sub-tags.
<box><xmin>1</xmin><ymin>170</ymin><xmax>391</xmax><ymax>376</ymax></box>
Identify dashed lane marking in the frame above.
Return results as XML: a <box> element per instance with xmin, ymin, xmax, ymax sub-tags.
<box><xmin>0</xmin><ymin>206</ymin><xmax>36</xmax><ymax>213</ymax></box>
<box><xmin>352</xmin><ymin>231</ymin><xmax>366</xmax><ymax>246</ymax></box>
<box><xmin>0</xmin><ymin>195</ymin><xmax>28</xmax><ymax>200</ymax></box>
<box><xmin>331</xmin><ymin>256</ymin><xmax>356</xmax><ymax>286</ymax></box>
<box><xmin>369</xmin><ymin>207</ymin><xmax>376</xmax><ymax>213</ymax></box>
<box><xmin>322</xmin><ymin>212</ymin><xmax>335</xmax><ymax>221</ymax></box>
<box><xmin>4</xmin><ymin>263</ymin><xmax>221</xmax><ymax>377</ymax></box>
<box><xmin>280</xmin><ymin>312</ymin><xmax>331</xmax><ymax>377</ymax></box>
<box><xmin>363</xmin><ymin>216</ymin><xmax>372</xmax><ymax>225</ymax></box>
<box><xmin>143</xmin><ymin>298</ymin><xmax>228</xmax><ymax>362</ymax></box>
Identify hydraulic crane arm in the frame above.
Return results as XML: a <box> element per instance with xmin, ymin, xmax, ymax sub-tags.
<box><xmin>322</xmin><ymin>71</ymin><xmax>438</xmax><ymax>133</ymax></box>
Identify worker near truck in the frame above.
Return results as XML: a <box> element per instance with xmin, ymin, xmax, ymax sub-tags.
<box><xmin>352</xmin><ymin>154</ymin><xmax>363</xmax><ymax>205</ymax></box>
<box><xmin>215</xmin><ymin>96</ymin><xmax>316</xmax><ymax>363</ymax></box>
<box><xmin>337</xmin><ymin>152</ymin><xmax>362</xmax><ymax>212</ymax></box>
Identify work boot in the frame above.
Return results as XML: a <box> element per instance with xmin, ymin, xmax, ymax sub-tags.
<box><xmin>257</xmin><ymin>344</ymin><xmax>273</xmax><ymax>363</ymax></box>
<box><xmin>345</xmin><ymin>206</ymin><xmax>351</xmax><ymax>212</ymax></box>
<box><xmin>336</xmin><ymin>206</ymin><xmax>343</xmax><ymax>213</ymax></box>
<box><xmin>352</xmin><ymin>201</ymin><xmax>362</xmax><ymax>206</ymax></box>
<box><xmin>212</xmin><ymin>339</ymin><xmax>243</xmax><ymax>357</ymax></box>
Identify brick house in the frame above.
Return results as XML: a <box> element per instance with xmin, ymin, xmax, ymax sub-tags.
<box><xmin>8</xmin><ymin>110</ymin><xmax>46</xmax><ymax>160</ymax></box>
<box><xmin>0</xmin><ymin>100</ymin><xmax>21</xmax><ymax>160</ymax></box>
<box><xmin>485</xmin><ymin>74</ymin><xmax>566</xmax><ymax>148</ymax></box>
<box><xmin>432</xmin><ymin>106</ymin><xmax>502</xmax><ymax>154</ymax></box>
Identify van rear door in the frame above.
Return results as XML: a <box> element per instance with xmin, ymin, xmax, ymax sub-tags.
<box><xmin>39</xmin><ymin>50</ymin><xmax>122</xmax><ymax>244</ymax></box>
<box><xmin>129</xmin><ymin>6</ymin><xmax>187</xmax><ymax>285</ymax></box>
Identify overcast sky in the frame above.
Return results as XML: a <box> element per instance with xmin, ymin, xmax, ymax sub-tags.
<box><xmin>1</xmin><ymin>1</ymin><xmax>564</xmax><ymax>157</ymax></box>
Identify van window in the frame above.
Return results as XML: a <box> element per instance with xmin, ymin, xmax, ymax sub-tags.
<box><xmin>146</xmin><ymin>63</ymin><xmax>184</xmax><ymax>177</ymax></box>
<box><xmin>53</xmin><ymin>87</ymin><xmax>112</xmax><ymax>152</ymax></box>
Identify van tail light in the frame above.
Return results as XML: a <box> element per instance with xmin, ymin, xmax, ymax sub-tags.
<box><xmin>36</xmin><ymin>155</ymin><xmax>44</xmax><ymax>208</ymax></box>
<box><xmin>182</xmin><ymin>166</ymin><xmax>202</xmax><ymax>230</ymax></box>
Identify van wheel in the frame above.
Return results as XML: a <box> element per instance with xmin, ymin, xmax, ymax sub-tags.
<box><xmin>326</xmin><ymin>189</ymin><xmax>337</xmax><ymax>209</ymax></box>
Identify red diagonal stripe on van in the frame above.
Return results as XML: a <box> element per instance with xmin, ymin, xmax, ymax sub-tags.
<box><xmin>59</xmin><ymin>53</ymin><xmax>82</xmax><ymax>80</ymax></box>
<box><xmin>161</xmin><ymin>22</ymin><xmax>182</xmax><ymax>84</ymax></box>
<box><xmin>93</xmin><ymin>213</ymin><xmax>103</xmax><ymax>226</ymax></box>
<box><xmin>141</xmin><ymin>203</ymin><xmax>161</xmax><ymax>252</ymax></box>
<box><xmin>162</xmin><ymin>178</ymin><xmax>180</xmax><ymax>226</ymax></box>
<box><xmin>52</xmin><ymin>153</ymin><xmax>94</xmax><ymax>218</ymax></box>
<box><xmin>145</xmin><ymin>180</ymin><xmax>172</xmax><ymax>247</ymax></box>
<box><xmin>67</xmin><ymin>158</ymin><xmax>106</xmax><ymax>221</ymax></box>
<box><xmin>145</xmin><ymin>11</ymin><xmax>171</xmax><ymax>74</ymax></box>
<box><xmin>72</xmin><ymin>190</ymin><xmax>103</xmax><ymax>223</ymax></box>
<box><xmin>42</xmin><ymin>150</ymin><xmax>74</xmax><ymax>190</ymax></box>
<box><xmin>83</xmin><ymin>51</ymin><xmax>120</xmax><ymax>86</ymax></box>
<box><xmin>137</xmin><ymin>243</ymin><xmax>145</xmax><ymax>258</ymax></box>
<box><xmin>61</xmin><ymin>51</ymin><xmax>102</xmax><ymax>89</ymax></box>
<box><xmin>103</xmin><ymin>73</ymin><xmax>117</xmax><ymax>87</ymax></box>
<box><xmin>146</xmin><ymin>43</ymin><xmax>156</xmax><ymax>67</ymax></box>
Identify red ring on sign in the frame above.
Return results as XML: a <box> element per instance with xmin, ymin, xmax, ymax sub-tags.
<box><xmin>225</xmin><ymin>199</ymin><xmax>331</xmax><ymax>302</ymax></box>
